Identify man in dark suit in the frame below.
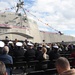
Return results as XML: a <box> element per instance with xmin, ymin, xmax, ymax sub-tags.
<box><xmin>0</xmin><ymin>41</ymin><xmax>13</xmax><ymax>75</ymax></box>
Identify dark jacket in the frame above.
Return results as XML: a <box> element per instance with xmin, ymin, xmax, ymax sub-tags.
<box><xmin>70</xmin><ymin>51</ymin><xmax>75</xmax><ymax>66</ymax></box>
<box><xmin>13</xmin><ymin>46</ymin><xmax>25</xmax><ymax>57</ymax></box>
<box><xmin>36</xmin><ymin>50</ymin><xmax>44</xmax><ymax>61</ymax></box>
<box><xmin>0</xmin><ymin>54</ymin><xmax>13</xmax><ymax>75</ymax></box>
<box><xmin>49</xmin><ymin>50</ymin><xmax>60</xmax><ymax>60</ymax></box>
<box><xmin>24</xmin><ymin>48</ymin><xmax>36</xmax><ymax>61</ymax></box>
<box><xmin>0</xmin><ymin>54</ymin><xmax>13</xmax><ymax>64</ymax></box>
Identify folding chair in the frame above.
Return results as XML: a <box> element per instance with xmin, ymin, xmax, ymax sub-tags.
<box><xmin>26</xmin><ymin>70</ymin><xmax>44</xmax><ymax>75</ymax></box>
<box><xmin>12</xmin><ymin>61</ymin><xmax>26</xmax><ymax>75</ymax></box>
<box><xmin>39</xmin><ymin>60</ymin><xmax>50</xmax><ymax>70</ymax></box>
<box><xmin>47</xmin><ymin>60</ymin><xmax>55</xmax><ymax>69</ymax></box>
<box><xmin>26</xmin><ymin>60</ymin><xmax>39</xmax><ymax>72</ymax></box>
<box><xmin>44</xmin><ymin>68</ymin><xmax>58</xmax><ymax>75</ymax></box>
<box><xmin>13</xmin><ymin>56</ymin><xmax>25</xmax><ymax>62</ymax></box>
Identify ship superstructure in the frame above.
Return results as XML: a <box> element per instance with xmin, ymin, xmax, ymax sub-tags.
<box><xmin>0</xmin><ymin>0</ymin><xmax>75</xmax><ymax>43</ymax></box>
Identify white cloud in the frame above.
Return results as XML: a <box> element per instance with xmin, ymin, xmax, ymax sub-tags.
<box><xmin>27</xmin><ymin>0</ymin><xmax>75</xmax><ymax>35</ymax></box>
<box><xmin>0</xmin><ymin>0</ymin><xmax>18</xmax><ymax>12</ymax></box>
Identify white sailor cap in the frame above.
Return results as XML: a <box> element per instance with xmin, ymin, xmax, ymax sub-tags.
<box><xmin>38</xmin><ymin>45</ymin><xmax>42</xmax><ymax>47</ymax></box>
<box><xmin>53</xmin><ymin>45</ymin><xmax>59</xmax><ymax>49</ymax></box>
<box><xmin>16</xmin><ymin>42</ymin><xmax>23</xmax><ymax>46</ymax></box>
<box><xmin>8</xmin><ymin>41</ymin><xmax>13</xmax><ymax>44</ymax></box>
<box><xmin>27</xmin><ymin>43</ymin><xmax>33</xmax><ymax>46</ymax></box>
<box><xmin>0</xmin><ymin>41</ymin><xmax>5</xmax><ymax>47</ymax></box>
<box><xmin>46</xmin><ymin>45</ymin><xmax>50</xmax><ymax>48</ymax></box>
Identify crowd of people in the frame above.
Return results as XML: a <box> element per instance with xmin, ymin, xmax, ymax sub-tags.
<box><xmin>0</xmin><ymin>39</ymin><xmax>75</xmax><ymax>75</ymax></box>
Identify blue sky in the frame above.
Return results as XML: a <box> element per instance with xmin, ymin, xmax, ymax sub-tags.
<box><xmin>0</xmin><ymin>0</ymin><xmax>75</xmax><ymax>37</ymax></box>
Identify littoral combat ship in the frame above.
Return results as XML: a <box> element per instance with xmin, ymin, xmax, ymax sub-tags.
<box><xmin>0</xmin><ymin>0</ymin><xmax>75</xmax><ymax>43</ymax></box>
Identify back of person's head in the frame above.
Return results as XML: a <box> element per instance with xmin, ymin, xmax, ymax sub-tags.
<box><xmin>3</xmin><ymin>46</ymin><xmax>9</xmax><ymax>54</ymax></box>
<box><xmin>55</xmin><ymin>57</ymin><xmax>70</xmax><ymax>74</ymax></box>
<box><xmin>42</xmin><ymin>47</ymin><xmax>47</xmax><ymax>53</ymax></box>
<box><xmin>0</xmin><ymin>61</ymin><xmax>7</xmax><ymax>75</ymax></box>
<box><xmin>42</xmin><ymin>47</ymin><xmax>49</xmax><ymax>60</ymax></box>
